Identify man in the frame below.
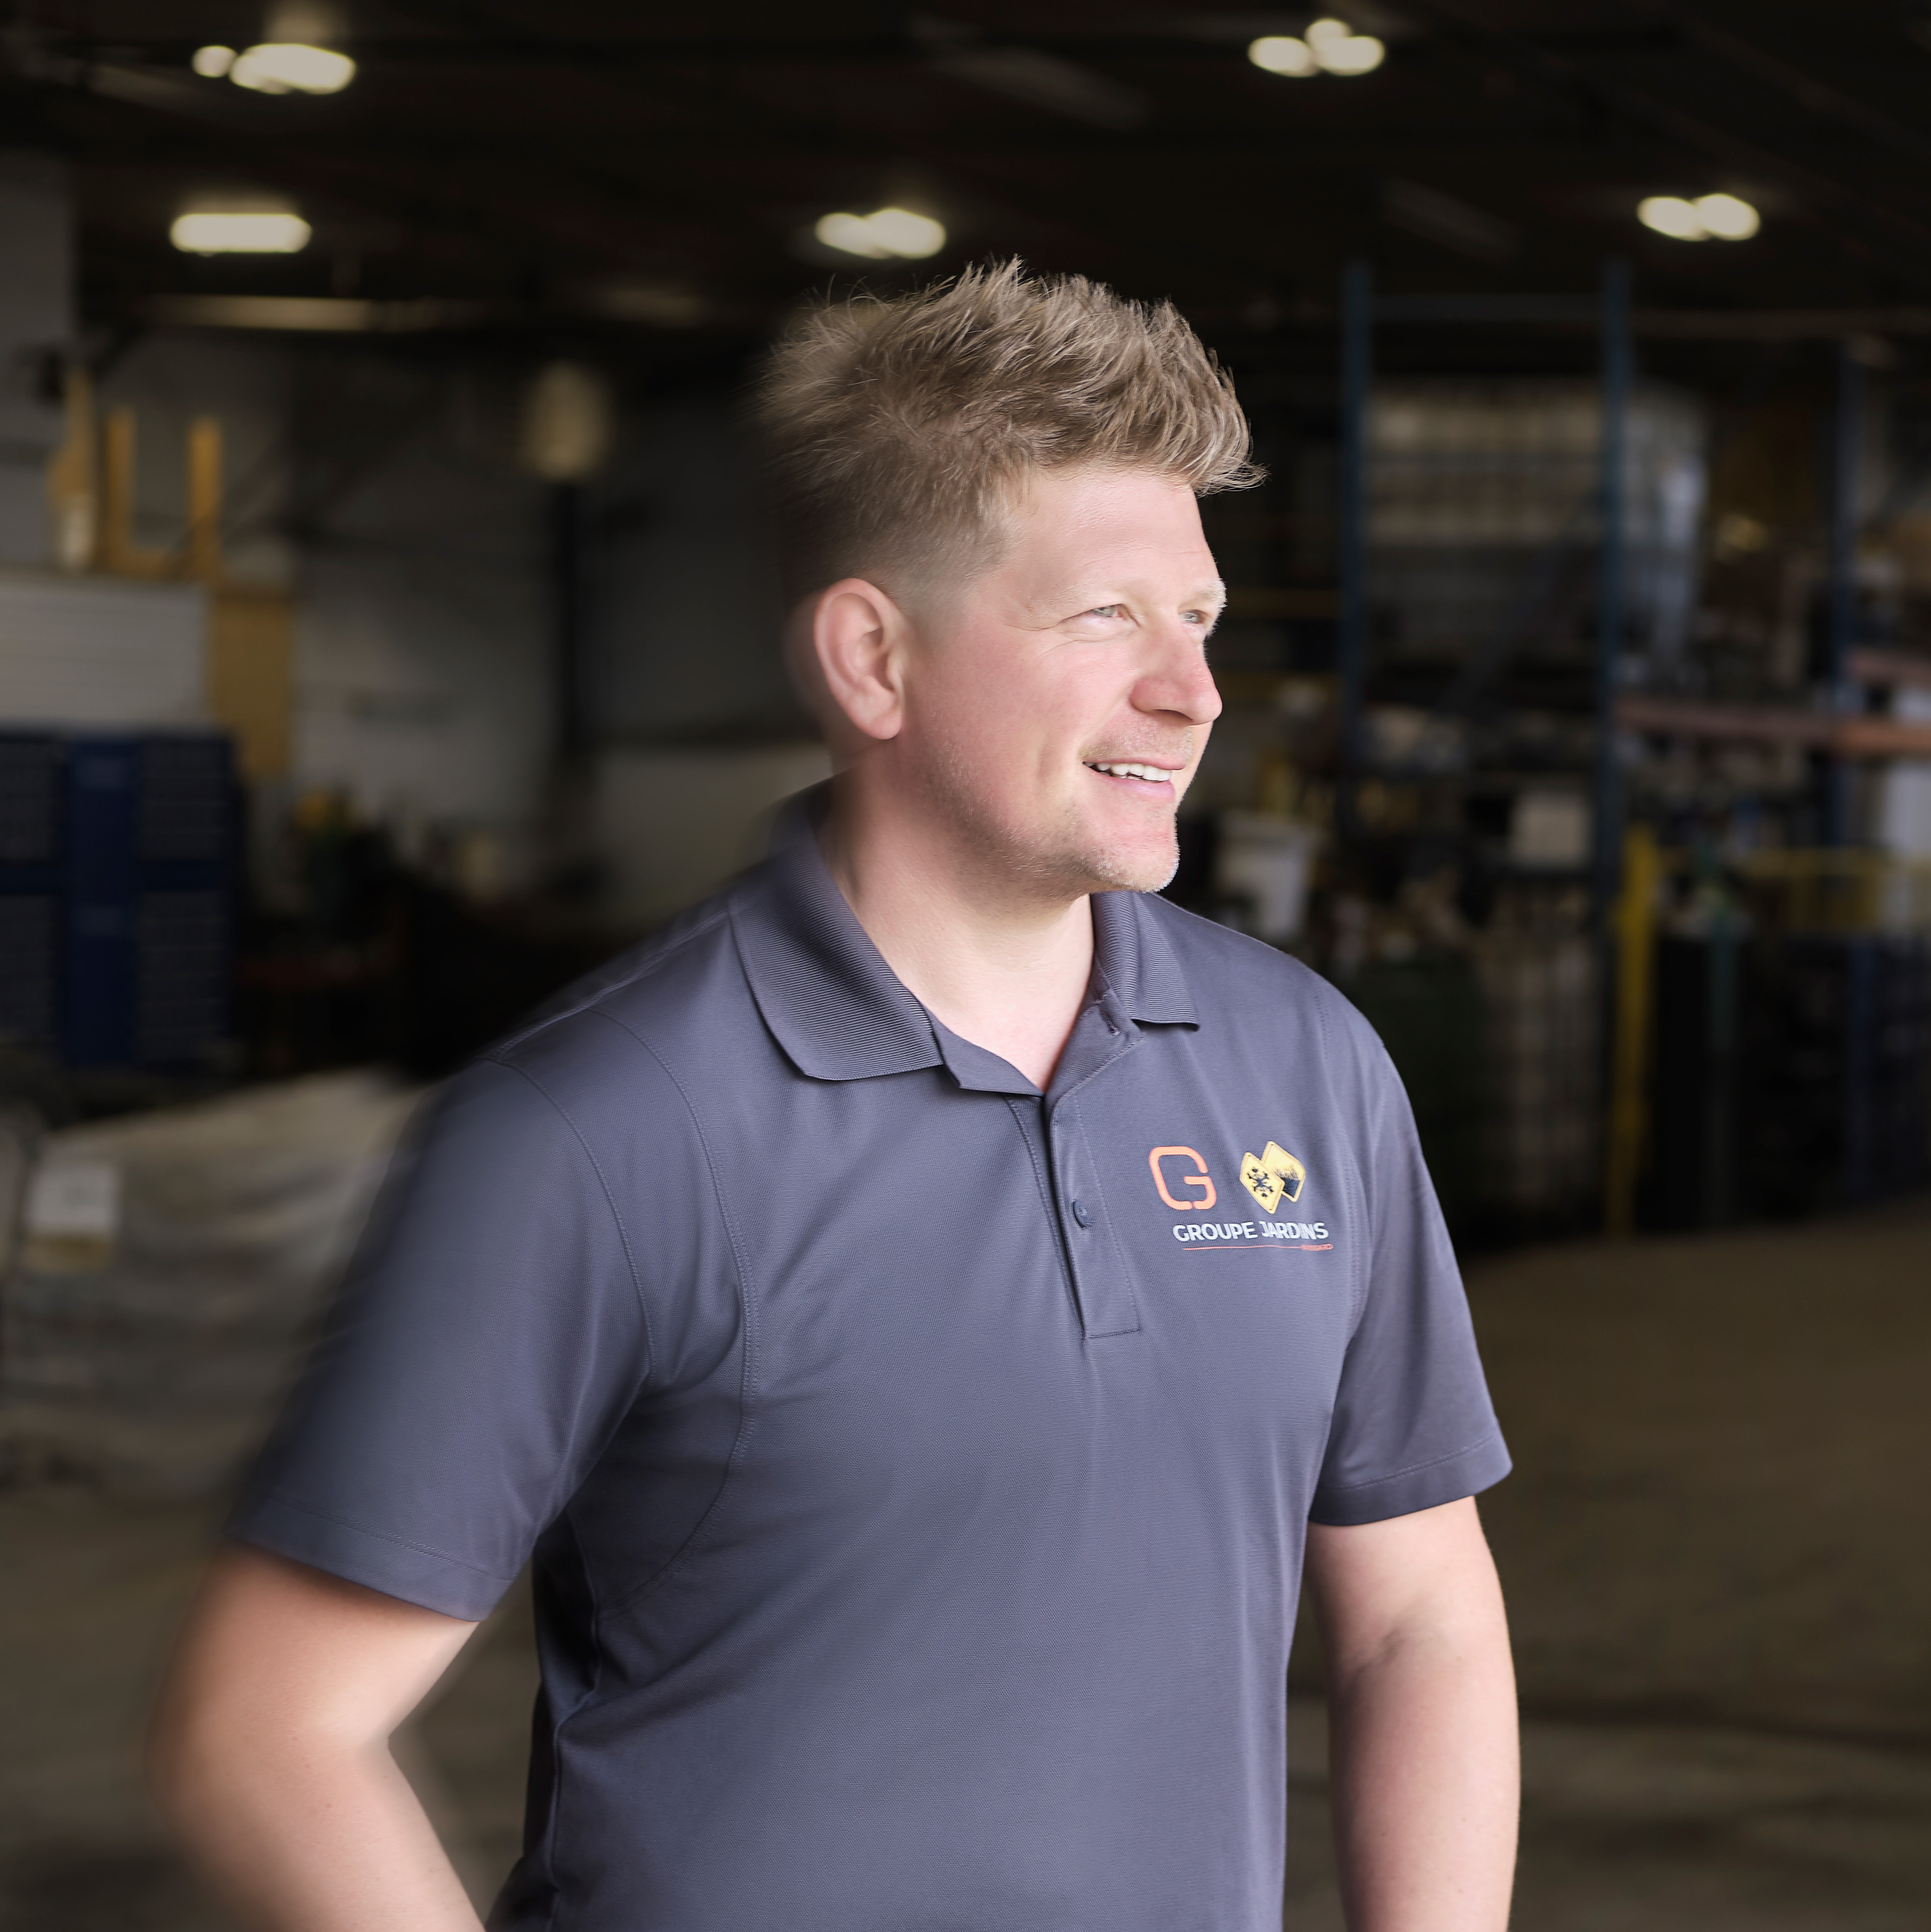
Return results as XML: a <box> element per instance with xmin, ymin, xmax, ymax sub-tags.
<box><xmin>153</xmin><ymin>262</ymin><xmax>1518</xmax><ymax>1932</ymax></box>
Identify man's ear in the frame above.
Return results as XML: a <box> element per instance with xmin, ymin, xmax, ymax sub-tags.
<box><xmin>811</xmin><ymin>578</ymin><xmax>910</xmax><ymax>744</ymax></box>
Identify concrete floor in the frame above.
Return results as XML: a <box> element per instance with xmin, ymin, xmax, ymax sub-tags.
<box><xmin>4</xmin><ymin>1199</ymin><xmax>1929</xmax><ymax>1929</ymax></box>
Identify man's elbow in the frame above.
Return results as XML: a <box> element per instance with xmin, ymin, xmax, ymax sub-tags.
<box><xmin>147</xmin><ymin>1645</ymin><xmax>319</xmax><ymax>1841</ymax></box>
<box><xmin>146</xmin><ymin>1670</ymin><xmax>243</xmax><ymax>1837</ymax></box>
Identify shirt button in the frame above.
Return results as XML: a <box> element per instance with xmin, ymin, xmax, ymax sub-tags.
<box><xmin>1071</xmin><ymin>1199</ymin><xmax>1093</xmax><ymax>1227</ymax></box>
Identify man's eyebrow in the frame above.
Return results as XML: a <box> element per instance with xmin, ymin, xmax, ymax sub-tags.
<box><xmin>1048</xmin><ymin>577</ymin><xmax>1228</xmax><ymax>614</ymax></box>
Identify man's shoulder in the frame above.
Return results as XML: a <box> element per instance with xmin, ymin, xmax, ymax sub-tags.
<box><xmin>482</xmin><ymin>870</ymin><xmax>771</xmax><ymax>1101</ymax></box>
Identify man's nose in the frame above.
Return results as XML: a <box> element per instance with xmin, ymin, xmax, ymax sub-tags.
<box><xmin>1135</xmin><ymin>622</ymin><xmax>1223</xmax><ymax>726</ymax></box>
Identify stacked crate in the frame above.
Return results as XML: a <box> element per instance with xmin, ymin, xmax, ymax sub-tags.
<box><xmin>64</xmin><ymin>734</ymin><xmax>237</xmax><ymax>1068</ymax></box>
<box><xmin>0</xmin><ymin>732</ymin><xmax>237</xmax><ymax>1070</ymax></box>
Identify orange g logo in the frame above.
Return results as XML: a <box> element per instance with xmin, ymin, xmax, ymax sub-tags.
<box><xmin>1148</xmin><ymin>1146</ymin><xmax>1217</xmax><ymax>1212</ymax></box>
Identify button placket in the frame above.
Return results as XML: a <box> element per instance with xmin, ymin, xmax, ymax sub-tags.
<box><xmin>1048</xmin><ymin>1097</ymin><xmax>1141</xmax><ymax>1340</ymax></box>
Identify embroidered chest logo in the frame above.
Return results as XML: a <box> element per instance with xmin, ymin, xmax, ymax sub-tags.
<box><xmin>1145</xmin><ymin>1139</ymin><xmax>1330</xmax><ymax>1248</ymax></box>
<box><xmin>1239</xmin><ymin>1141</ymin><xmax>1305</xmax><ymax>1215</ymax></box>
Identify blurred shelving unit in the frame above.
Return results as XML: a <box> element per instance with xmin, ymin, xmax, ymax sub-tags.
<box><xmin>1178</xmin><ymin>269</ymin><xmax>1650</xmax><ymax>1239</ymax></box>
<box><xmin>1182</xmin><ymin>266</ymin><xmax>1931</xmax><ymax>1247</ymax></box>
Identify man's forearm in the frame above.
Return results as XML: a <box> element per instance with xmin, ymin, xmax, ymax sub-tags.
<box><xmin>150</xmin><ymin>1547</ymin><xmax>486</xmax><ymax>1932</ymax></box>
<box><xmin>1306</xmin><ymin>1499</ymin><xmax>1518</xmax><ymax>1932</ymax></box>
<box><xmin>1325</xmin><ymin>1613</ymin><xmax>1518</xmax><ymax>1932</ymax></box>
<box><xmin>157</xmin><ymin>1734</ymin><xmax>484</xmax><ymax>1932</ymax></box>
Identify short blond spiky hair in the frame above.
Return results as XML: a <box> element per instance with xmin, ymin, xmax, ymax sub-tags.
<box><xmin>755</xmin><ymin>259</ymin><xmax>1262</xmax><ymax>601</ymax></box>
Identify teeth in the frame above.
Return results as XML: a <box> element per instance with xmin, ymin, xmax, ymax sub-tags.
<box><xmin>1090</xmin><ymin>762</ymin><xmax>1170</xmax><ymax>783</ymax></box>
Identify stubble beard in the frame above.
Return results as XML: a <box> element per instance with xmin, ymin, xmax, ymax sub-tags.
<box><xmin>919</xmin><ymin>736</ymin><xmax>1182</xmax><ymax>904</ymax></box>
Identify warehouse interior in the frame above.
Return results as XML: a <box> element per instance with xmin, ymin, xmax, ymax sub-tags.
<box><xmin>2</xmin><ymin>2</ymin><xmax>1930</xmax><ymax>1925</ymax></box>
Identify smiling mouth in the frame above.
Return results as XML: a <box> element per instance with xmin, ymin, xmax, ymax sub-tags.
<box><xmin>1085</xmin><ymin>760</ymin><xmax>1180</xmax><ymax>786</ymax></box>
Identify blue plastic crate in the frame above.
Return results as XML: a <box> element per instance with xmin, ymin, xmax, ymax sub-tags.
<box><xmin>60</xmin><ymin>733</ymin><xmax>237</xmax><ymax>1069</ymax></box>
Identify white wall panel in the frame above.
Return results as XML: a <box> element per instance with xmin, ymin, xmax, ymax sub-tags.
<box><xmin>0</xmin><ymin>571</ymin><xmax>207</xmax><ymax>727</ymax></box>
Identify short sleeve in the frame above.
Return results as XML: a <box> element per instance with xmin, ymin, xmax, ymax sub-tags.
<box><xmin>1309</xmin><ymin>1033</ymin><xmax>1510</xmax><ymax>1526</ymax></box>
<box><xmin>227</xmin><ymin>1055</ymin><xmax>653</xmax><ymax>1619</ymax></box>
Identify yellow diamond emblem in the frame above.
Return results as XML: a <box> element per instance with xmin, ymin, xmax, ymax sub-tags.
<box><xmin>1239</xmin><ymin>1141</ymin><xmax>1305</xmax><ymax>1214</ymax></box>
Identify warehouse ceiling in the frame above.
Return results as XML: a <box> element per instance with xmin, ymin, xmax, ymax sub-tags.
<box><xmin>9</xmin><ymin>1</ymin><xmax>1931</xmax><ymax>343</ymax></box>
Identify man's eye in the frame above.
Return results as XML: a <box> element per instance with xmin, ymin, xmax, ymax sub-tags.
<box><xmin>1083</xmin><ymin>605</ymin><xmax>1123</xmax><ymax>620</ymax></box>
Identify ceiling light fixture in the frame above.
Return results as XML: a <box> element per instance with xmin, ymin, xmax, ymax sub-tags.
<box><xmin>170</xmin><ymin>211</ymin><xmax>313</xmax><ymax>255</ymax></box>
<box><xmin>191</xmin><ymin>45</ymin><xmax>236</xmax><ymax>77</ymax></box>
<box><xmin>1637</xmin><ymin>196</ymin><xmax>1706</xmax><ymax>241</ymax></box>
<box><xmin>1305</xmin><ymin>17</ymin><xmax>1386</xmax><ymax>73</ymax></box>
<box><xmin>814</xmin><ymin>207</ymin><xmax>947</xmax><ymax>260</ymax></box>
<box><xmin>1248</xmin><ymin>35</ymin><xmax>1319</xmax><ymax>76</ymax></box>
<box><xmin>1249</xmin><ymin>20</ymin><xmax>1384</xmax><ymax>78</ymax></box>
<box><xmin>227</xmin><ymin>42</ymin><xmax>356</xmax><ymax>94</ymax></box>
<box><xmin>1692</xmin><ymin>192</ymin><xmax>1761</xmax><ymax>240</ymax></box>
<box><xmin>1637</xmin><ymin>192</ymin><xmax>1760</xmax><ymax>242</ymax></box>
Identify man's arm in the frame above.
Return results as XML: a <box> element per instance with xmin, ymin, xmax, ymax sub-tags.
<box><xmin>149</xmin><ymin>1545</ymin><xmax>484</xmax><ymax>1932</ymax></box>
<box><xmin>1304</xmin><ymin>1495</ymin><xmax>1518</xmax><ymax>1932</ymax></box>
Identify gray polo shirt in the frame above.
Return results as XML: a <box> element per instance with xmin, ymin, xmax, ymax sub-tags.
<box><xmin>231</xmin><ymin>811</ymin><xmax>1508</xmax><ymax>1932</ymax></box>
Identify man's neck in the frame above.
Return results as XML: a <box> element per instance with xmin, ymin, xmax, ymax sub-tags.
<box><xmin>817</xmin><ymin>781</ymin><xmax>1096</xmax><ymax>1093</ymax></box>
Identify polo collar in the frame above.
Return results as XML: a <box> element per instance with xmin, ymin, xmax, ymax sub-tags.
<box><xmin>731</xmin><ymin>801</ymin><xmax>941</xmax><ymax>1083</ymax></box>
<box><xmin>1090</xmin><ymin>873</ymin><xmax>1199</xmax><ymax>1030</ymax></box>
<box><xmin>732</xmin><ymin>788</ymin><xmax>1200</xmax><ymax>1086</ymax></box>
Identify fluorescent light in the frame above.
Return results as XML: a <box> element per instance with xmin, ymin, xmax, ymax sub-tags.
<box><xmin>863</xmin><ymin>208</ymin><xmax>946</xmax><ymax>257</ymax></box>
<box><xmin>170</xmin><ymin>211</ymin><xmax>313</xmax><ymax>254</ymax></box>
<box><xmin>816</xmin><ymin>213</ymin><xmax>893</xmax><ymax>259</ymax></box>
<box><xmin>229</xmin><ymin>43</ymin><xmax>356</xmax><ymax>94</ymax></box>
<box><xmin>1249</xmin><ymin>23</ymin><xmax>1383</xmax><ymax>77</ymax></box>
<box><xmin>1315</xmin><ymin>33</ymin><xmax>1384</xmax><ymax>73</ymax></box>
<box><xmin>1248</xmin><ymin>35</ymin><xmax>1318</xmax><ymax>76</ymax></box>
<box><xmin>191</xmin><ymin>45</ymin><xmax>236</xmax><ymax>77</ymax></box>
<box><xmin>1637</xmin><ymin>195</ymin><xmax>1709</xmax><ymax>240</ymax></box>
<box><xmin>1694</xmin><ymin>192</ymin><xmax>1760</xmax><ymax>240</ymax></box>
<box><xmin>1304</xmin><ymin>17</ymin><xmax>1384</xmax><ymax>73</ymax></box>
<box><xmin>815</xmin><ymin>207</ymin><xmax>947</xmax><ymax>260</ymax></box>
<box><xmin>1638</xmin><ymin>193</ymin><xmax>1761</xmax><ymax>242</ymax></box>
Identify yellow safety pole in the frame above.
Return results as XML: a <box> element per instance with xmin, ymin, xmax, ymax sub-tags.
<box><xmin>99</xmin><ymin>405</ymin><xmax>138</xmax><ymax>573</ymax></box>
<box><xmin>186</xmin><ymin>416</ymin><xmax>223</xmax><ymax>582</ymax></box>
<box><xmin>1605</xmin><ymin>822</ymin><xmax>1660</xmax><ymax>1238</ymax></box>
<box><xmin>99</xmin><ymin>407</ymin><xmax>172</xmax><ymax>577</ymax></box>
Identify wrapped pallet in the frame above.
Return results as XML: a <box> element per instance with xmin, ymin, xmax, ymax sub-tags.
<box><xmin>0</xmin><ymin>1070</ymin><xmax>421</xmax><ymax>1495</ymax></box>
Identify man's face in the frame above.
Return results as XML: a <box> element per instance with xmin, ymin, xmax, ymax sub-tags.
<box><xmin>896</xmin><ymin>465</ymin><xmax>1225</xmax><ymax>898</ymax></box>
